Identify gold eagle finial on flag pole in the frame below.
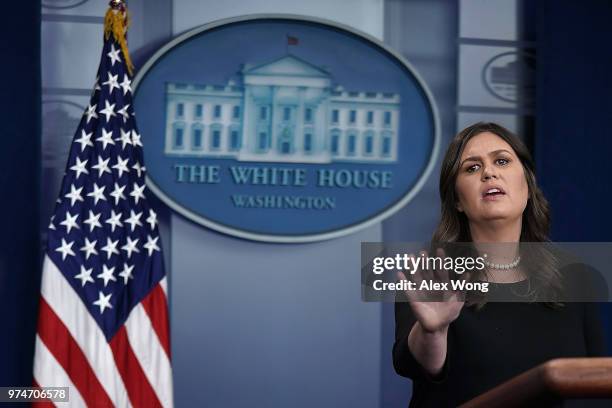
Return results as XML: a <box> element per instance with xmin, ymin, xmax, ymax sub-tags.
<box><xmin>104</xmin><ymin>0</ymin><xmax>134</xmax><ymax>75</ymax></box>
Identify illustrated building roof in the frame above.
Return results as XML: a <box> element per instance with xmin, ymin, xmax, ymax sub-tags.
<box><xmin>242</xmin><ymin>55</ymin><xmax>330</xmax><ymax>78</ymax></box>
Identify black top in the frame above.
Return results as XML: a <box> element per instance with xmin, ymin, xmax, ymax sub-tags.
<box><xmin>393</xmin><ymin>270</ymin><xmax>608</xmax><ymax>407</ymax></box>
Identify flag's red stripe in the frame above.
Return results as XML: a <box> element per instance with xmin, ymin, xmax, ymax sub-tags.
<box><xmin>109</xmin><ymin>325</ymin><xmax>162</xmax><ymax>408</ymax></box>
<box><xmin>37</xmin><ymin>297</ymin><xmax>113</xmax><ymax>407</ymax></box>
<box><xmin>141</xmin><ymin>283</ymin><xmax>171</xmax><ymax>359</ymax></box>
<box><xmin>30</xmin><ymin>398</ymin><xmax>54</xmax><ymax>407</ymax></box>
<box><xmin>31</xmin><ymin>380</ymin><xmax>55</xmax><ymax>408</ymax></box>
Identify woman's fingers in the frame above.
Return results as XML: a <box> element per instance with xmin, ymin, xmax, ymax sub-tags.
<box><xmin>398</xmin><ymin>249</ymin><xmax>471</xmax><ymax>303</ymax></box>
<box><xmin>432</xmin><ymin>248</ymin><xmax>449</xmax><ymax>285</ymax></box>
<box><xmin>397</xmin><ymin>271</ymin><xmax>415</xmax><ymax>301</ymax></box>
<box><xmin>411</xmin><ymin>252</ymin><xmax>432</xmax><ymax>301</ymax></box>
<box><xmin>398</xmin><ymin>269</ymin><xmax>424</xmax><ymax>301</ymax></box>
<box><xmin>419</xmin><ymin>250</ymin><xmax>433</xmax><ymax>281</ymax></box>
<box><xmin>406</xmin><ymin>253</ymin><xmax>422</xmax><ymax>283</ymax></box>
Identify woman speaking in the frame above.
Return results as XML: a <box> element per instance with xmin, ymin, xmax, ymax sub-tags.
<box><xmin>393</xmin><ymin>122</ymin><xmax>607</xmax><ymax>407</ymax></box>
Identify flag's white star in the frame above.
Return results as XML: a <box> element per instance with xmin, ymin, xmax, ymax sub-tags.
<box><xmin>97</xmin><ymin>264</ymin><xmax>117</xmax><ymax>287</ymax></box>
<box><xmin>101</xmin><ymin>238</ymin><xmax>120</xmax><ymax>260</ymax></box>
<box><xmin>117</xmin><ymin>128</ymin><xmax>133</xmax><ymax>149</ymax></box>
<box><xmin>87</xmin><ymin>183</ymin><xmax>107</xmax><ymax>205</ymax></box>
<box><xmin>146</xmin><ymin>209</ymin><xmax>157</xmax><ymax>230</ymax></box>
<box><xmin>130</xmin><ymin>183</ymin><xmax>146</xmax><ymax>204</ymax></box>
<box><xmin>48</xmin><ymin>215</ymin><xmax>56</xmax><ymax>230</ymax></box>
<box><xmin>80</xmin><ymin>237</ymin><xmax>98</xmax><ymax>260</ymax></box>
<box><xmin>93</xmin><ymin>291</ymin><xmax>113</xmax><ymax>314</ymax></box>
<box><xmin>64</xmin><ymin>184</ymin><xmax>84</xmax><ymax>206</ymax></box>
<box><xmin>112</xmin><ymin>156</ymin><xmax>129</xmax><ymax>178</ymax></box>
<box><xmin>93</xmin><ymin>76</ymin><xmax>102</xmax><ymax>91</ymax></box>
<box><xmin>124</xmin><ymin>210</ymin><xmax>143</xmax><ymax>232</ymax></box>
<box><xmin>59</xmin><ymin>211</ymin><xmax>80</xmax><ymax>234</ymax></box>
<box><xmin>96</xmin><ymin>128</ymin><xmax>115</xmax><ymax>150</ymax></box>
<box><xmin>132</xmin><ymin>162</ymin><xmax>144</xmax><ymax>178</ymax></box>
<box><xmin>99</xmin><ymin>100</ymin><xmax>116</xmax><ymax>122</ymax></box>
<box><xmin>70</xmin><ymin>157</ymin><xmax>89</xmax><ymax>179</ymax></box>
<box><xmin>83</xmin><ymin>210</ymin><xmax>102</xmax><ymax>232</ymax></box>
<box><xmin>105</xmin><ymin>210</ymin><xmax>123</xmax><ymax>232</ymax></box>
<box><xmin>144</xmin><ymin>235</ymin><xmax>160</xmax><ymax>256</ymax></box>
<box><xmin>92</xmin><ymin>157</ymin><xmax>110</xmax><ymax>176</ymax></box>
<box><xmin>117</xmin><ymin>104</ymin><xmax>130</xmax><ymax>123</ymax></box>
<box><xmin>118</xmin><ymin>263</ymin><xmax>134</xmax><ymax>284</ymax></box>
<box><xmin>92</xmin><ymin>155</ymin><xmax>111</xmax><ymax>178</ymax></box>
<box><xmin>84</xmin><ymin>104</ymin><xmax>98</xmax><ymax>124</ymax></box>
<box><xmin>102</xmin><ymin>72</ymin><xmax>120</xmax><ymax>94</ymax></box>
<box><xmin>131</xmin><ymin>130</ymin><xmax>143</xmax><ymax>147</ymax></box>
<box><xmin>121</xmin><ymin>237</ymin><xmax>140</xmax><ymax>258</ymax></box>
<box><xmin>75</xmin><ymin>130</ymin><xmax>93</xmax><ymax>151</ymax></box>
<box><xmin>120</xmin><ymin>75</ymin><xmax>132</xmax><ymax>95</ymax></box>
<box><xmin>107</xmin><ymin>44</ymin><xmax>122</xmax><ymax>66</ymax></box>
<box><xmin>110</xmin><ymin>182</ymin><xmax>127</xmax><ymax>205</ymax></box>
<box><xmin>74</xmin><ymin>265</ymin><xmax>94</xmax><ymax>287</ymax></box>
<box><xmin>55</xmin><ymin>238</ymin><xmax>75</xmax><ymax>260</ymax></box>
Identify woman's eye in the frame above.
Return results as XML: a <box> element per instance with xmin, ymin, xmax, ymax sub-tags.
<box><xmin>496</xmin><ymin>158</ymin><xmax>510</xmax><ymax>166</ymax></box>
<box><xmin>466</xmin><ymin>164</ymin><xmax>480</xmax><ymax>173</ymax></box>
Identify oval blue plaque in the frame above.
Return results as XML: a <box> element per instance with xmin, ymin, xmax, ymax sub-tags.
<box><xmin>133</xmin><ymin>15</ymin><xmax>439</xmax><ymax>243</ymax></box>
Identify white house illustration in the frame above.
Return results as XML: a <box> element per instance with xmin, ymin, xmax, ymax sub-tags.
<box><xmin>164</xmin><ymin>55</ymin><xmax>400</xmax><ymax>163</ymax></box>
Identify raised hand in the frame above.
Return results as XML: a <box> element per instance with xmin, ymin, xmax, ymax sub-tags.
<box><xmin>398</xmin><ymin>248</ymin><xmax>464</xmax><ymax>333</ymax></box>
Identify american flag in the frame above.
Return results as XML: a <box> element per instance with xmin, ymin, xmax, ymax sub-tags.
<box><xmin>33</xmin><ymin>4</ymin><xmax>173</xmax><ymax>407</ymax></box>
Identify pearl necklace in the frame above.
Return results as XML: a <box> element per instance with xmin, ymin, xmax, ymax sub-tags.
<box><xmin>484</xmin><ymin>256</ymin><xmax>521</xmax><ymax>270</ymax></box>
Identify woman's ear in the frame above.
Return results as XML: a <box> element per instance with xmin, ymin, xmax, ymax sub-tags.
<box><xmin>456</xmin><ymin>201</ymin><xmax>464</xmax><ymax>212</ymax></box>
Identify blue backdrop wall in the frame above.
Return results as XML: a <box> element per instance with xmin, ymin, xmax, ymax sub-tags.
<box><xmin>535</xmin><ymin>0</ymin><xmax>612</xmax><ymax>345</ymax></box>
